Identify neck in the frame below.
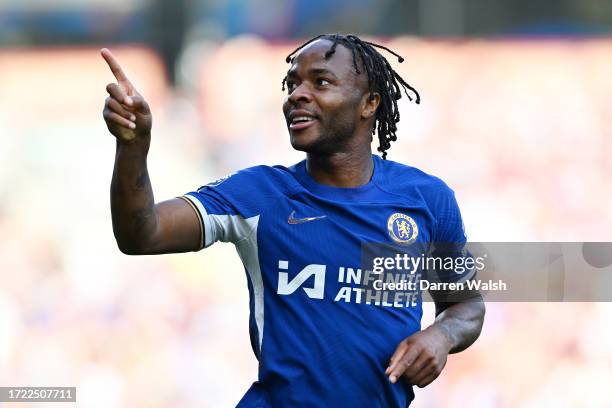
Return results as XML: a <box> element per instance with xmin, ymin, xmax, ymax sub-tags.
<box><xmin>306</xmin><ymin>145</ymin><xmax>374</xmax><ymax>188</ymax></box>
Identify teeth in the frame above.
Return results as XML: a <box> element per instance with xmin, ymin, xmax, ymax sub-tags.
<box><xmin>292</xmin><ymin>116</ymin><xmax>313</xmax><ymax>124</ymax></box>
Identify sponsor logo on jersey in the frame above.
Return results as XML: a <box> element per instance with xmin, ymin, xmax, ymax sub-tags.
<box><xmin>387</xmin><ymin>213</ymin><xmax>418</xmax><ymax>245</ymax></box>
<box><xmin>276</xmin><ymin>260</ymin><xmax>420</xmax><ymax>307</ymax></box>
<box><xmin>277</xmin><ymin>260</ymin><xmax>326</xmax><ymax>299</ymax></box>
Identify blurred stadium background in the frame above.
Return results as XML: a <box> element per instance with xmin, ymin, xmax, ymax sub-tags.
<box><xmin>1</xmin><ymin>0</ymin><xmax>612</xmax><ymax>407</ymax></box>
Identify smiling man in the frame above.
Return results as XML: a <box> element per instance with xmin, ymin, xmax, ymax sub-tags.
<box><xmin>102</xmin><ymin>33</ymin><xmax>485</xmax><ymax>407</ymax></box>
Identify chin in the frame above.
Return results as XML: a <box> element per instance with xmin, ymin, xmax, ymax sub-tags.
<box><xmin>289</xmin><ymin>130</ymin><xmax>323</xmax><ymax>153</ymax></box>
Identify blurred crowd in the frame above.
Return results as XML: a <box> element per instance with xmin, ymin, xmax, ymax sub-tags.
<box><xmin>0</xmin><ymin>37</ymin><xmax>611</xmax><ymax>407</ymax></box>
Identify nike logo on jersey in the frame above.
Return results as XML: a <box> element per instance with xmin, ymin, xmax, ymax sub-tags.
<box><xmin>288</xmin><ymin>210</ymin><xmax>327</xmax><ymax>224</ymax></box>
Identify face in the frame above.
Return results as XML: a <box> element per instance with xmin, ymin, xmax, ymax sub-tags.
<box><xmin>282</xmin><ymin>39</ymin><xmax>377</xmax><ymax>155</ymax></box>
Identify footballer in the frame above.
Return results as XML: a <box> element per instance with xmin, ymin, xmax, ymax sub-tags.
<box><xmin>102</xmin><ymin>33</ymin><xmax>485</xmax><ymax>407</ymax></box>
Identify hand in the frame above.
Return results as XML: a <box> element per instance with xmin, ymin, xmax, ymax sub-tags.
<box><xmin>101</xmin><ymin>48</ymin><xmax>152</xmax><ymax>144</ymax></box>
<box><xmin>385</xmin><ymin>326</ymin><xmax>452</xmax><ymax>388</ymax></box>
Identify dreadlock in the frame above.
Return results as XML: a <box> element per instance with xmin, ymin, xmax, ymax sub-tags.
<box><xmin>282</xmin><ymin>33</ymin><xmax>420</xmax><ymax>159</ymax></box>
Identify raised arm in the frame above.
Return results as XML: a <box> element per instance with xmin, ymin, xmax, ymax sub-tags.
<box><xmin>101</xmin><ymin>48</ymin><xmax>202</xmax><ymax>255</ymax></box>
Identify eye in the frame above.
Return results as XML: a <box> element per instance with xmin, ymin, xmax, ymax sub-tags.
<box><xmin>286</xmin><ymin>80</ymin><xmax>297</xmax><ymax>93</ymax></box>
<box><xmin>316</xmin><ymin>78</ymin><xmax>331</xmax><ymax>87</ymax></box>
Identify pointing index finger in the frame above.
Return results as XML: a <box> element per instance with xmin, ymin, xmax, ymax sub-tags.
<box><xmin>101</xmin><ymin>48</ymin><xmax>132</xmax><ymax>85</ymax></box>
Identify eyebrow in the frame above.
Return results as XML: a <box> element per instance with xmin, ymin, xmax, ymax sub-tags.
<box><xmin>286</xmin><ymin>67</ymin><xmax>339</xmax><ymax>79</ymax></box>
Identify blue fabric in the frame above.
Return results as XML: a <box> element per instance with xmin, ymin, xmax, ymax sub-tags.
<box><xmin>186</xmin><ymin>155</ymin><xmax>467</xmax><ymax>407</ymax></box>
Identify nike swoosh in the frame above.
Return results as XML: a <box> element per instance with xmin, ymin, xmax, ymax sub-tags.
<box><xmin>288</xmin><ymin>210</ymin><xmax>327</xmax><ymax>224</ymax></box>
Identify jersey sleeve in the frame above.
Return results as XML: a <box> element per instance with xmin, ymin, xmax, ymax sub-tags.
<box><xmin>180</xmin><ymin>167</ymin><xmax>268</xmax><ymax>250</ymax></box>
<box><xmin>434</xmin><ymin>186</ymin><xmax>467</xmax><ymax>245</ymax></box>
<box><xmin>427</xmin><ymin>186</ymin><xmax>476</xmax><ymax>285</ymax></box>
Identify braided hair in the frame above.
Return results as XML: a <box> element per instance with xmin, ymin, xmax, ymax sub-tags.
<box><xmin>282</xmin><ymin>34</ymin><xmax>420</xmax><ymax>159</ymax></box>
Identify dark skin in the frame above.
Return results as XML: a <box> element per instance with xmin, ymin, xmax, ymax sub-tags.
<box><xmin>101</xmin><ymin>39</ymin><xmax>485</xmax><ymax>388</ymax></box>
<box><xmin>282</xmin><ymin>40</ymin><xmax>379</xmax><ymax>188</ymax></box>
<box><xmin>101</xmin><ymin>48</ymin><xmax>200</xmax><ymax>255</ymax></box>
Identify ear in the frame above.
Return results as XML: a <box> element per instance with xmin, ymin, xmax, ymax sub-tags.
<box><xmin>361</xmin><ymin>92</ymin><xmax>380</xmax><ymax>119</ymax></box>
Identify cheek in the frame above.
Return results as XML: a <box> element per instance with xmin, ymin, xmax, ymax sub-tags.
<box><xmin>322</xmin><ymin>94</ymin><xmax>361</xmax><ymax>124</ymax></box>
<box><xmin>318</xmin><ymin>93</ymin><xmax>350</xmax><ymax>117</ymax></box>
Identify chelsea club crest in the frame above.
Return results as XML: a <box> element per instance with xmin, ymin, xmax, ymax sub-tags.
<box><xmin>387</xmin><ymin>213</ymin><xmax>418</xmax><ymax>245</ymax></box>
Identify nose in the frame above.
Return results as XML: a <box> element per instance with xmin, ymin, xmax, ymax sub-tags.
<box><xmin>288</xmin><ymin>83</ymin><xmax>313</xmax><ymax>105</ymax></box>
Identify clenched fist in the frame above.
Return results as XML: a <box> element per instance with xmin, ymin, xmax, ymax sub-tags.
<box><xmin>101</xmin><ymin>48</ymin><xmax>152</xmax><ymax>144</ymax></box>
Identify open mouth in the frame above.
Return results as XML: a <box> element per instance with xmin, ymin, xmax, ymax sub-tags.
<box><xmin>289</xmin><ymin>115</ymin><xmax>317</xmax><ymax>130</ymax></box>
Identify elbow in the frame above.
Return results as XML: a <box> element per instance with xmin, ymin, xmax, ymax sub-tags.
<box><xmin>116</xmin><ymin>240</ymin><xmax>143</xmax><ymax>255</ymax></box>
<box><xmin>477</xmin><ymin>299</ymin><xmax>486</xmax><ymax>330</ymax></box>
<box><xmin>114</xmin><ymin>235</ymin><xmax>150</xmax><ymax>255</ymax></box>
<box><xmin>467</xmin><ymin>299</ymin><xmax>486</xmax><ymax>347</ymax></box>
<box><xmin>117</xmin><ymin>243</ymin><xmax>142</xmax><ymax>255</ymax></box>
<box><xmin>474</xmin><ymin>294</ymin><xmax>486</xmax><ymax>323</ymax></box>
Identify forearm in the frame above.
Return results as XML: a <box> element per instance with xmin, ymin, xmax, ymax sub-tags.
<box><xmin>429</xmin><ymin>297</ymin><xmax>485</xmax><ymax>354</ymax></box>
<box><xmin>110</xmin><ymin>138</ymin><xmax>157</xmax><ymax>254</ymax></box>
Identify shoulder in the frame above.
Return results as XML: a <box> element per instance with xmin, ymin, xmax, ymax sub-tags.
<box><xmin>197</xmin><ymin>164</ymin><xmax>301</xmax><ymax>196</ymax></box>
<box><xmin>375</xmin><ymin>156</ymin><xmax>455</xmax><ymax>200</ymax></box>
<box><xmin>377</xmin><ymin>157</ymin><xmax>466</xmax><ymax>241</ymax></box>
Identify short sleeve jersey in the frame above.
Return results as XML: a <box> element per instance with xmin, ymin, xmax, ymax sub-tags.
<box><xmin>181</xmin><ymin>155</ymin><xmax>472</xmax><ymax>407</ymax></box>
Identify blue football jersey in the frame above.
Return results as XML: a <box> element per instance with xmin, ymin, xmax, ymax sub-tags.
<box><xmin>181</xmin><ymin>155</ymin><xmax>471</xmax><ymax>407</ymax></box>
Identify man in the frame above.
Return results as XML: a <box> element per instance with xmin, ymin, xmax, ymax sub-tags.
<box><xmin>102</xmin><ymin>33</ymin><xmax>485</xmax><ymax>407</ymax></box>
